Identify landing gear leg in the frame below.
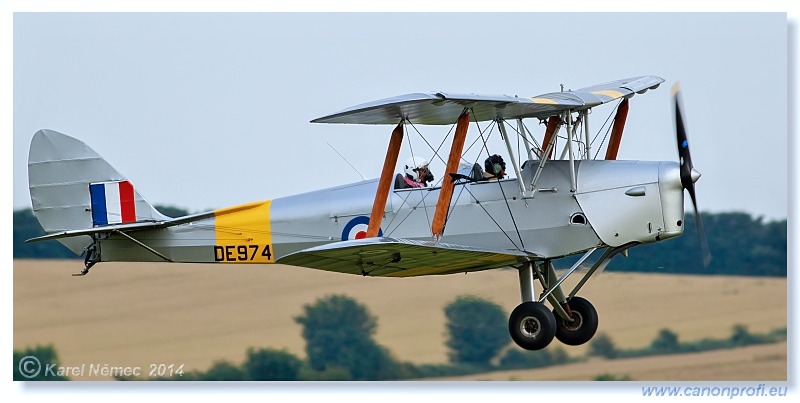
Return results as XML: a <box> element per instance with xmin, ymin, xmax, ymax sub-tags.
<box><xmin>509</xmin><ymin>262</ymin><xmax>556</xmax><ymax>350</ymax></box>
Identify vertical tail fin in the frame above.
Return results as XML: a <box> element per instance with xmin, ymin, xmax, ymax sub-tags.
<box><xmin>28</xmin><ymin>129</ymin><xmax>167</xmax><ymax>254</ymax></box>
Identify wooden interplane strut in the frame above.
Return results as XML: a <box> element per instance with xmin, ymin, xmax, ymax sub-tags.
<box><xmin>366</xmin><ymin>122</ymin><xmax>404</xmax><ymax>237</ymax></box>
<box><xmin>540</xmin><ymin>116</ymin><xmax>560</xmax><ymax>159</ymax></box>
<box><xmin>431</xmin><ymin>111</ymin><xmax>470</xmax><ymax>238</ymax></box>
<box><xmin>604</xmin><ymin>98</ymin><xmax>629</xmax><ymax>160</ymax></box>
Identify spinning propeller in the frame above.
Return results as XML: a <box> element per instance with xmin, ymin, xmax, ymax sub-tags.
<box><xmin>672</xmin><ymin>83</ymin><xmax>711</xmax><ymax>267</ymax></box>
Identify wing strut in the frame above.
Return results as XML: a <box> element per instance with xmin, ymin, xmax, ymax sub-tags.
<box><xmin>497</xmin><ymin>120</ymin><xmax>526</xmax><ymax>195</ymax></box>
<box><xmin>539</xmin><ymin>116</ymin><xmax>560</xmax><ymax>159</ymax></box>
<box><xmin>604</xmin><ymin>98</ymin><xmax>629</xmax><ymax>160</ymax></box>
<box><xmin>113</xmin><ymin>230</ymin><xmax>173</xmax><ymax>262</ymax></box>
<box><xmin>367</xmin><ymin>122</ymin><xmax>404</xmax><ymax>237</ymax></box>
<box><xmin>517</xmin><ymin>118</ymin><xmax>537</xmax><ymax>162</ymax></box>
<box><xmin>431</xmin><ymin>111</ymin><xmax>469</xmax><ymax>239</ymax></box>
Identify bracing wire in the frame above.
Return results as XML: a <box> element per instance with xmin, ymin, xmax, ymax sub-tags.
<box><xmin>402</xmin><ymin>119</ymin><xmax>433</xmax><ymax>229</ymax></box>
<box><xmin>592</xmin><ymin>99</ymin><xmax>622</xmax><ymax>159</ymax></box>
<box><xmin>457</xmin><ymin>183</ymin><xmax>522</xmax><ymax>250</ymax></box>
<box><xmin>471</xmin><ymin>117</ymin><xmax>526</xmax><ymax>251</ymax></box>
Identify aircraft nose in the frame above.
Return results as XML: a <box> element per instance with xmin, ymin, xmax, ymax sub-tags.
<box><xmin>691</xmin><ymin>168</ymin><xmax>701</xmax><ymax>184</ymax></box>
<box><xmin>659</xmin><ymin>161</ymin><xmax>683</xmax><ymax>190</ymax></box>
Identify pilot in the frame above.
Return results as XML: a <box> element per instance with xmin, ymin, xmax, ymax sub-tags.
<box><xmin>483</xmin><ymin>154</ymin><xmax>507</xmax><ymax>180</ymax></box>
<box><xmin>402</xmin><ymin>157</ymin><xmax>434</xmax><ymax>188</ymax></box>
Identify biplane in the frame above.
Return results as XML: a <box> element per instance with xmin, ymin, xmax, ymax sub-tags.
<box><xmin>26</xmin><ymin>75</ymin><xmax>709</xmax><ymax>350</ymax></box>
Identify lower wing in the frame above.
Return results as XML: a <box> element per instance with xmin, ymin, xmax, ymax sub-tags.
<box><xmin>277</xmin><ymin>237</ymin><xmax>539</xmax><ymax>277</ymax></box>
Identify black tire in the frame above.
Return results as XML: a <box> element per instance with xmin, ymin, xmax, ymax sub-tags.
<box><xmin>553</xmin><ymin>296</ymin><xmax>599</xmax><ymax>346</ymax></box>
<box><xmin>508</xmin><ymin>301</ymin><xmax>556</xmax><ymax>350</ymax></box>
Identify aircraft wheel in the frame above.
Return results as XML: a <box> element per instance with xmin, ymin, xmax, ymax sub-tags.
<box><xmin>553</xmin><ymin>296</ymin><xmax>598</xmax><ymax>346</ymax></box>
<box><xmin>508</xmin><ymin>302</ymin><xmax>556</xmax><ymax>350</ymax></box>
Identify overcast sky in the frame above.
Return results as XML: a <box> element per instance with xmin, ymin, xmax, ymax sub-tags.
<box><xmin>12</xmin><ymin>12</ymin><xmax>788</xmax><ymax>222</ymax></box>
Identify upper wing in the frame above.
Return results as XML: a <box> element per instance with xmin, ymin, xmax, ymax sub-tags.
<box><xmin>277</xmin><ymin>237</ymin><xmax>539</xmax><ymax>277</ymax></box>
<box><xmin>312</xmin><ymin>76</ymin><xmax>664</xmax><ymax>125</ymax></box>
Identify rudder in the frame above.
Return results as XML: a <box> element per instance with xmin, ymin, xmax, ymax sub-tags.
<box><xmin>27</xmin><ymin>129</ymin><xmax>167</xmax><ymax>254</ymax></box>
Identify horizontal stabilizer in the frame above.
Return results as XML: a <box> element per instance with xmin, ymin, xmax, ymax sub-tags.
<box><xmin>277</xmin><ymin>237</ymin><xmax>538</xmax><ymax>277</ymax></box>
<box><xmin>26</xmin><ymin>210</ymin><xmax>216</xmax><ymax>243</ymax></box>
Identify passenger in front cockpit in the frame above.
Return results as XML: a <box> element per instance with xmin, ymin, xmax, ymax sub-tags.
<box><xmin>396</xmin><ymin>157</ymin><xmax>434</xmax><ymax>189</ymax></box>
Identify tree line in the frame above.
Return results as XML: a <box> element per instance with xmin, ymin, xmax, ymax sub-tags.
<box><xmin>14</xmin><ymin>207</ymin><xmax>786</xmax><ymax>276</ymax></box>
<box><xmin>605</xmin><ymin>212</ymin><xmax>786</xmax><ymax>277</ymax></box>
<box><xmin>14</xmin><ymin>294</ymin><xmax>785</xmax><ymax>381</ymax></box>
<box><xmin>13</xmin><ymin>295</ymin><xmax>568</xmax><ymax>381</ymax></box>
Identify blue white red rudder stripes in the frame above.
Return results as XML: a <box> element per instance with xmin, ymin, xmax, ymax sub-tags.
<box><xmin>89</xmin><ymin>180</ymin><xmax>137</xmax><ymax>226</ymax></box>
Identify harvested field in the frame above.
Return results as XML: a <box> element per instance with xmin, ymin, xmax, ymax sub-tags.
<box><xmin>13</xmin><ymin>260</ymin><xmax>787</xmax><ymax>380</ymax></box>
<box><xmin>430</xmin><ymin>341</ymin><xmax>787</xmax><ymax>381</ymax></box>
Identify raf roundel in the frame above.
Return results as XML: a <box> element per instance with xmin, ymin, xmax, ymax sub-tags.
<box><xmin>341</xmin><ymin>216</ymin><xmax>382</xmax><ymax>241</ymax></box>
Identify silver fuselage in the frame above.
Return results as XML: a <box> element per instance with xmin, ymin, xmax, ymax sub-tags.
<box><xmin>99</xmin><ymin>159</ymin><xmax>686</xmax><ymax>266</ymax></box>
